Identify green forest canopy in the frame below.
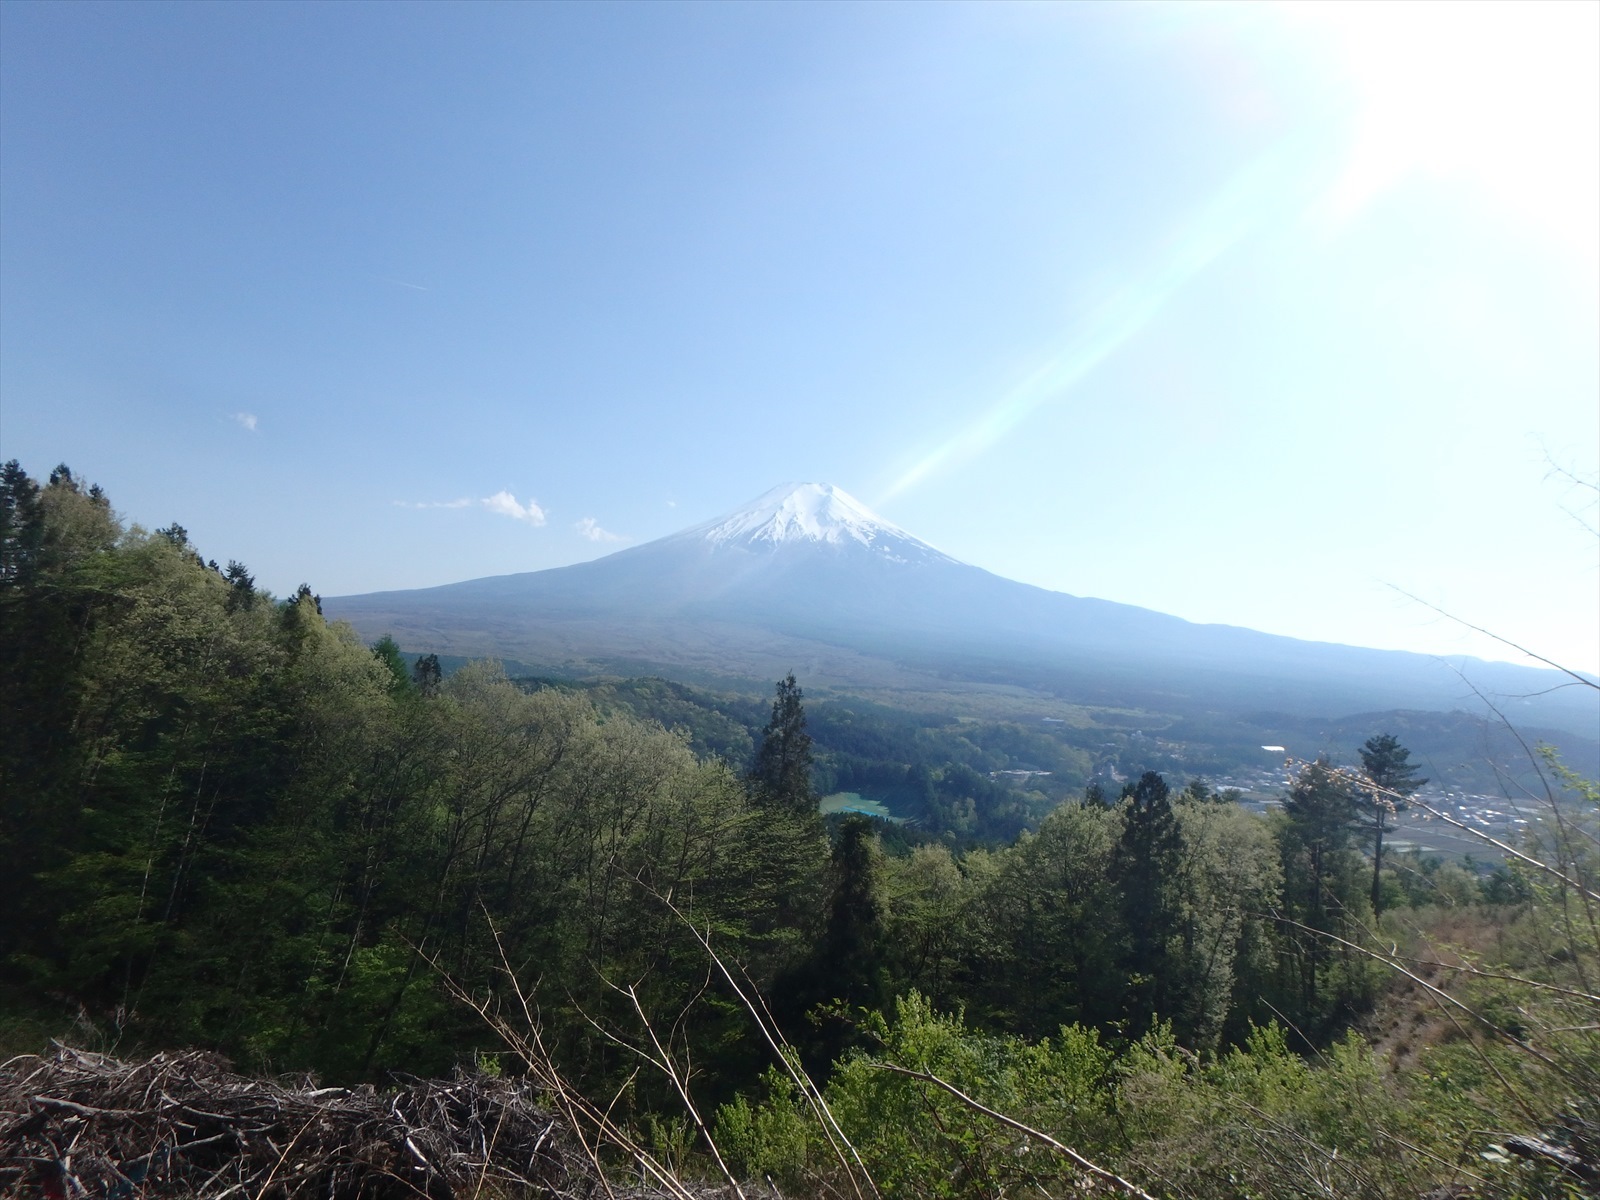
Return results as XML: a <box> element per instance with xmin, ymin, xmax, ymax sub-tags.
<box><xmin>3</xmin><ymin>460</ymin><xmax>1595</xmax><ymax>1198</ymax></box>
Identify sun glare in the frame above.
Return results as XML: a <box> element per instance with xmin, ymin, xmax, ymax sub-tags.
<box><xmin>882</xmin><ymin>2</ymin><xmax>1597</xmax><ymax>505</ymax></box>
<box><xmin>1288</xmin><ymin>0</ymin><xmax>1599</xmax><ymax>263</ymax></box>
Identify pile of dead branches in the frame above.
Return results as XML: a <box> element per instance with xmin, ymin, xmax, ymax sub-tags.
<box><xmin>0</xmin><ymin>1043</ymin><xmax>599</xmax><ymax>1199</ymax></box>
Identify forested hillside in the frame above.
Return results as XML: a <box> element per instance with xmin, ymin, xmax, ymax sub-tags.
<box><xmin>3</xmin><ymin>460</ymin><xmax>1596</xmax><ymax>1198</ymax></box>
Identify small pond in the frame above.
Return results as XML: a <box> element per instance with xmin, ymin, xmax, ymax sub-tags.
<box><xmin>818</xmin><ymin>791</ymin><xmax>906</xmax><ymax>823</ymax></box>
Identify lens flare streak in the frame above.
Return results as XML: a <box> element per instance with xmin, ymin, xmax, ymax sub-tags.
<box><xmin>882</xmin><ymin>137</ymin><xmax>1323</xmax><ymax>501</ymax></box>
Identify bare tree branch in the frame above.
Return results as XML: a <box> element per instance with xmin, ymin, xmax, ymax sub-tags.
<box><xmin>865</xmin><ymin>1062</ymin><xmax>1158</xmax><ymax>1200</ymax></box>
<box><xmin>1387</xmin><ymin>586</ymin><xmax>1598</xmax><ymax>690</ymax></box>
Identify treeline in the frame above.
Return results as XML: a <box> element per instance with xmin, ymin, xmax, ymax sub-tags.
<box><xmin>524</xmin><ymin>675</ymin><xmax>1093</xmax><ymax>842</ymax></box>
<box><xmin>0</xmin><ymin>460</ymin><xmax>1374</xmax><ymax>1071</ymax></box>
<box><xmin>3</xmin><ymin>461</ymin><xmax>1594</xmax><ymax>1197</ymax></box>
<box><xmin>0</xmin><ymin>462</ymin><xmax>823</xmax><ymax>1093</ymax></box>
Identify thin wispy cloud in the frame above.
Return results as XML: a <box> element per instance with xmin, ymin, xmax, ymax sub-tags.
<box><xmin>483</xmin><ymin>491</ymin><xmax>546</xmax><ymax>526</ymax></box>
<box><xmin>575</xmin><ymin>517</ymin><xmax>624</xmax><ymax>543</ymax></box>
<box><xmin>393</xmin><ymin>492</ymin><xmax>545</xmax><ymax>526</ymax></box>
<box><xmin>233</xmin><ymin>412</ymin><xmax>258</xmax><ymax>433</ymax></box>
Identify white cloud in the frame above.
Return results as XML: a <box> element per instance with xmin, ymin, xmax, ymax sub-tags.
<box><xmin>394</xmin><ymin>491</ymin><xmax>548</xmax><ymax>526</ymax></box>
<box><xmin>233</xmin><ymin>412</ymin><xmax>258</xmax><ymax>432</ymax></box>
<box><xmin>483</xmin><ymin>490</ymin><xmax>547</xmax><ymax>526</ymax></box>
<box><xmin>575</xmin><ymin>517</ymin><xmax>624</xmax><ymax>543</ymax></box>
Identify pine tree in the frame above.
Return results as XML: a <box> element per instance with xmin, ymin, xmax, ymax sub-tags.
<box><xmin>1113</xmin><ymin>771</ymin><xmax>1181</xmax><ymax>1030</ymax></box>
<box><xmin>820</xmin><ymin>815</ymin><xmax>887</xmax><ymax>1008</ymax></box>
<box><xmin>750</xmin><ymin>673</ymin><xmax>815</xmax><ymax>815</ymax></box>
<box><xmin>1358</xmin><ymin>733</ymin><xmax>1427</xmax><ymax>916</ymax></box>
<box><xmin>224</xmin><ymin>560</ymin><xmax>257</xmax><ymax>612</ymax></box>
<box><xmin>0</xmin><ymin>460</ymin><xmax>44</xmax><ymax>585</ymax></box>
<box><xmin>1280</xmin><ymin>757</ymin><xmax>1361</xmax><ymax>1022</ymax></box>
<box><xmin>411</xmin><ymin>653</ymin><xmax>442</xmax><ymax>698</ymax></box>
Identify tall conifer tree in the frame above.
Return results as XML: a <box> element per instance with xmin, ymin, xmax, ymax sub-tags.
<box><xmin>0</xmin><ymin>460</ymin><xmax>44</xmax><ymax>585</ymax></box>
<box><xmin>1280</xmin><ymin>757</ymin><xmax>1361</xmax><ymax>1022</ymax></box>
<box><xmin>1358</xmin><ymin>733</ymin><xmax>1426</xmax><ymax>916</ymax></box>
<box><xmin>750</xmin><ymin>673</ymin><xmax>815</xmax><ymax>815</ymax></box>
<box><xmin>1113</xmin><ymin>771</ymin><xmax>1181</xmax><ymax>1029</ymax></box>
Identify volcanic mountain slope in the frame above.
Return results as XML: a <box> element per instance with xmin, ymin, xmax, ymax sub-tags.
<box><xmin>326</xmin><ymin>483</ymin><xmax>1598</xmax><ymax>735</ymax></box>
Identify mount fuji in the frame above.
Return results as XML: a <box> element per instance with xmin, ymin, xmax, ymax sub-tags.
<box><xmin>326</xmin><ymin>483</ymin><xmax>1596</xmax><ymax>735</ymax></box>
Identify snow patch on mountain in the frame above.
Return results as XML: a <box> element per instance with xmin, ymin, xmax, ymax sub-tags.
<box><xmin>692</xmin><ymin>483</ymin><xmax>955</xmax><ymax>563</ymax></box>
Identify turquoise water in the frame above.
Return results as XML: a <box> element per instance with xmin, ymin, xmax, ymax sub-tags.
<box><xmin>819</xmin><ymin>791</ymin><xmax>906</xmax><ymax>823</ymax></box>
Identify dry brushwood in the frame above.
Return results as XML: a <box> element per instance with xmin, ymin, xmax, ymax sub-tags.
<box><xmin>0</xmin><ymin>1042</ymin><xmax>604</xmax><ymax>1199</ymax></box>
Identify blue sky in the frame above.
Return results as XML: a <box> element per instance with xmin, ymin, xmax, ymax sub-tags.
<box><xmin>3</xmin><ymin>1</ymin><xmax>1596</xmax><ymax>672</ymax></box>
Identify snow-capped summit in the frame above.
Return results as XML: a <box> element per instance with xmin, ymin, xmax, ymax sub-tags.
<box><xmin>699</xmin><ymin>483</ymin><xmax>899</xmax><ymax>547</ymax></box>
<box><xmin>689</xmin><ymin>483</ymin><xmax>953</xmax><ymax>563</ymax></box>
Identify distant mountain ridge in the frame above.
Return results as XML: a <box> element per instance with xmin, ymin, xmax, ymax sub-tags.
<box><xmin>326</xmin><ymin>483</ymin><xmax>1599</xmax><ymax>738</ymax></box>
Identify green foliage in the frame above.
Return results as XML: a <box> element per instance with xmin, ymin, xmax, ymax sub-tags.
<box><xmin>1359</xmin><ymin>732</ymin><xmax>1427</xmax><ymax>796</ymax></box>
<box><xmin>882</xmin><ymin>844</ymin><xmax>972</xmax><ymax>1008</ymax></box>
<box><xmin>1125</xmin><ymin>1024</ymin><xmax>1441</xmax><ymax>1200</ymax></box>
<box><xmin>964</xmin><ymin>800</ymin><xmax>1123</xmax><ymax>1034</ymax></box>
<box><xmin>512</xmin><ymin>676</ymin><xmax>1099</xmax><ymax>843</ymax></box>
<box><xmin>823</xmin><ymin>994</ymin><xmax>1115</xmax><ymax>1200</ymax></box>
<box><xmin>1276</xmin><ymin>757</ymin><xmax>1378</xmax><ymax>1036</ymax></box>
<box><xmin>0</xmin><ymin>459</ymin><xmax>44</xmax><ymax>585</ymax></box>
<box><xmin>411</xmin><ymin>651</ymin><xmax>442</xmax><ymax>696</ymax></box>
<box><xmin>1358</xmin><ymin>733</ymin><xmax>1427</xmax><ymax>915</ymax></box>
<box><xmin>1169</xmin><ymin>797</ymin><xmax>1281</xmax><ymax>1048</ymax></box>
<box><xmin>0</xmin><ymin>464</ymin><xmax>828</xmax><ymax>1090</ymax></box>
<box><xmin>370</xmin><ymin>634</ymin><xmax>413</xmax><ymax>694</ymax></box>
<box><xmin>1114</xmin><ymin>772</ymin><xmax>1182</xmax><ymax>1032</ymax></box>
<box><xmin>712</xmin><ymin>1066</ymin><xmax>814</xmax><ymax>1184</ymax></box>
<box><xmin>766</xmin><ymin>997</ymin><xmax>1485</xmax><ymax>1200</ymax></box>
<box><xmin>750</xmin><ymin>672</ymin><xmax>816</xmax><ymax>815</ymax></box>
<box><xmin>820</xmin><ymin>817</ymin><xmax>889</xmax><ymax>1008</ymax></box>
<box><xmin>7</xmin><ymin>462</ymin><xmax>1592</xmax><ymax>1197</ymax></box>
